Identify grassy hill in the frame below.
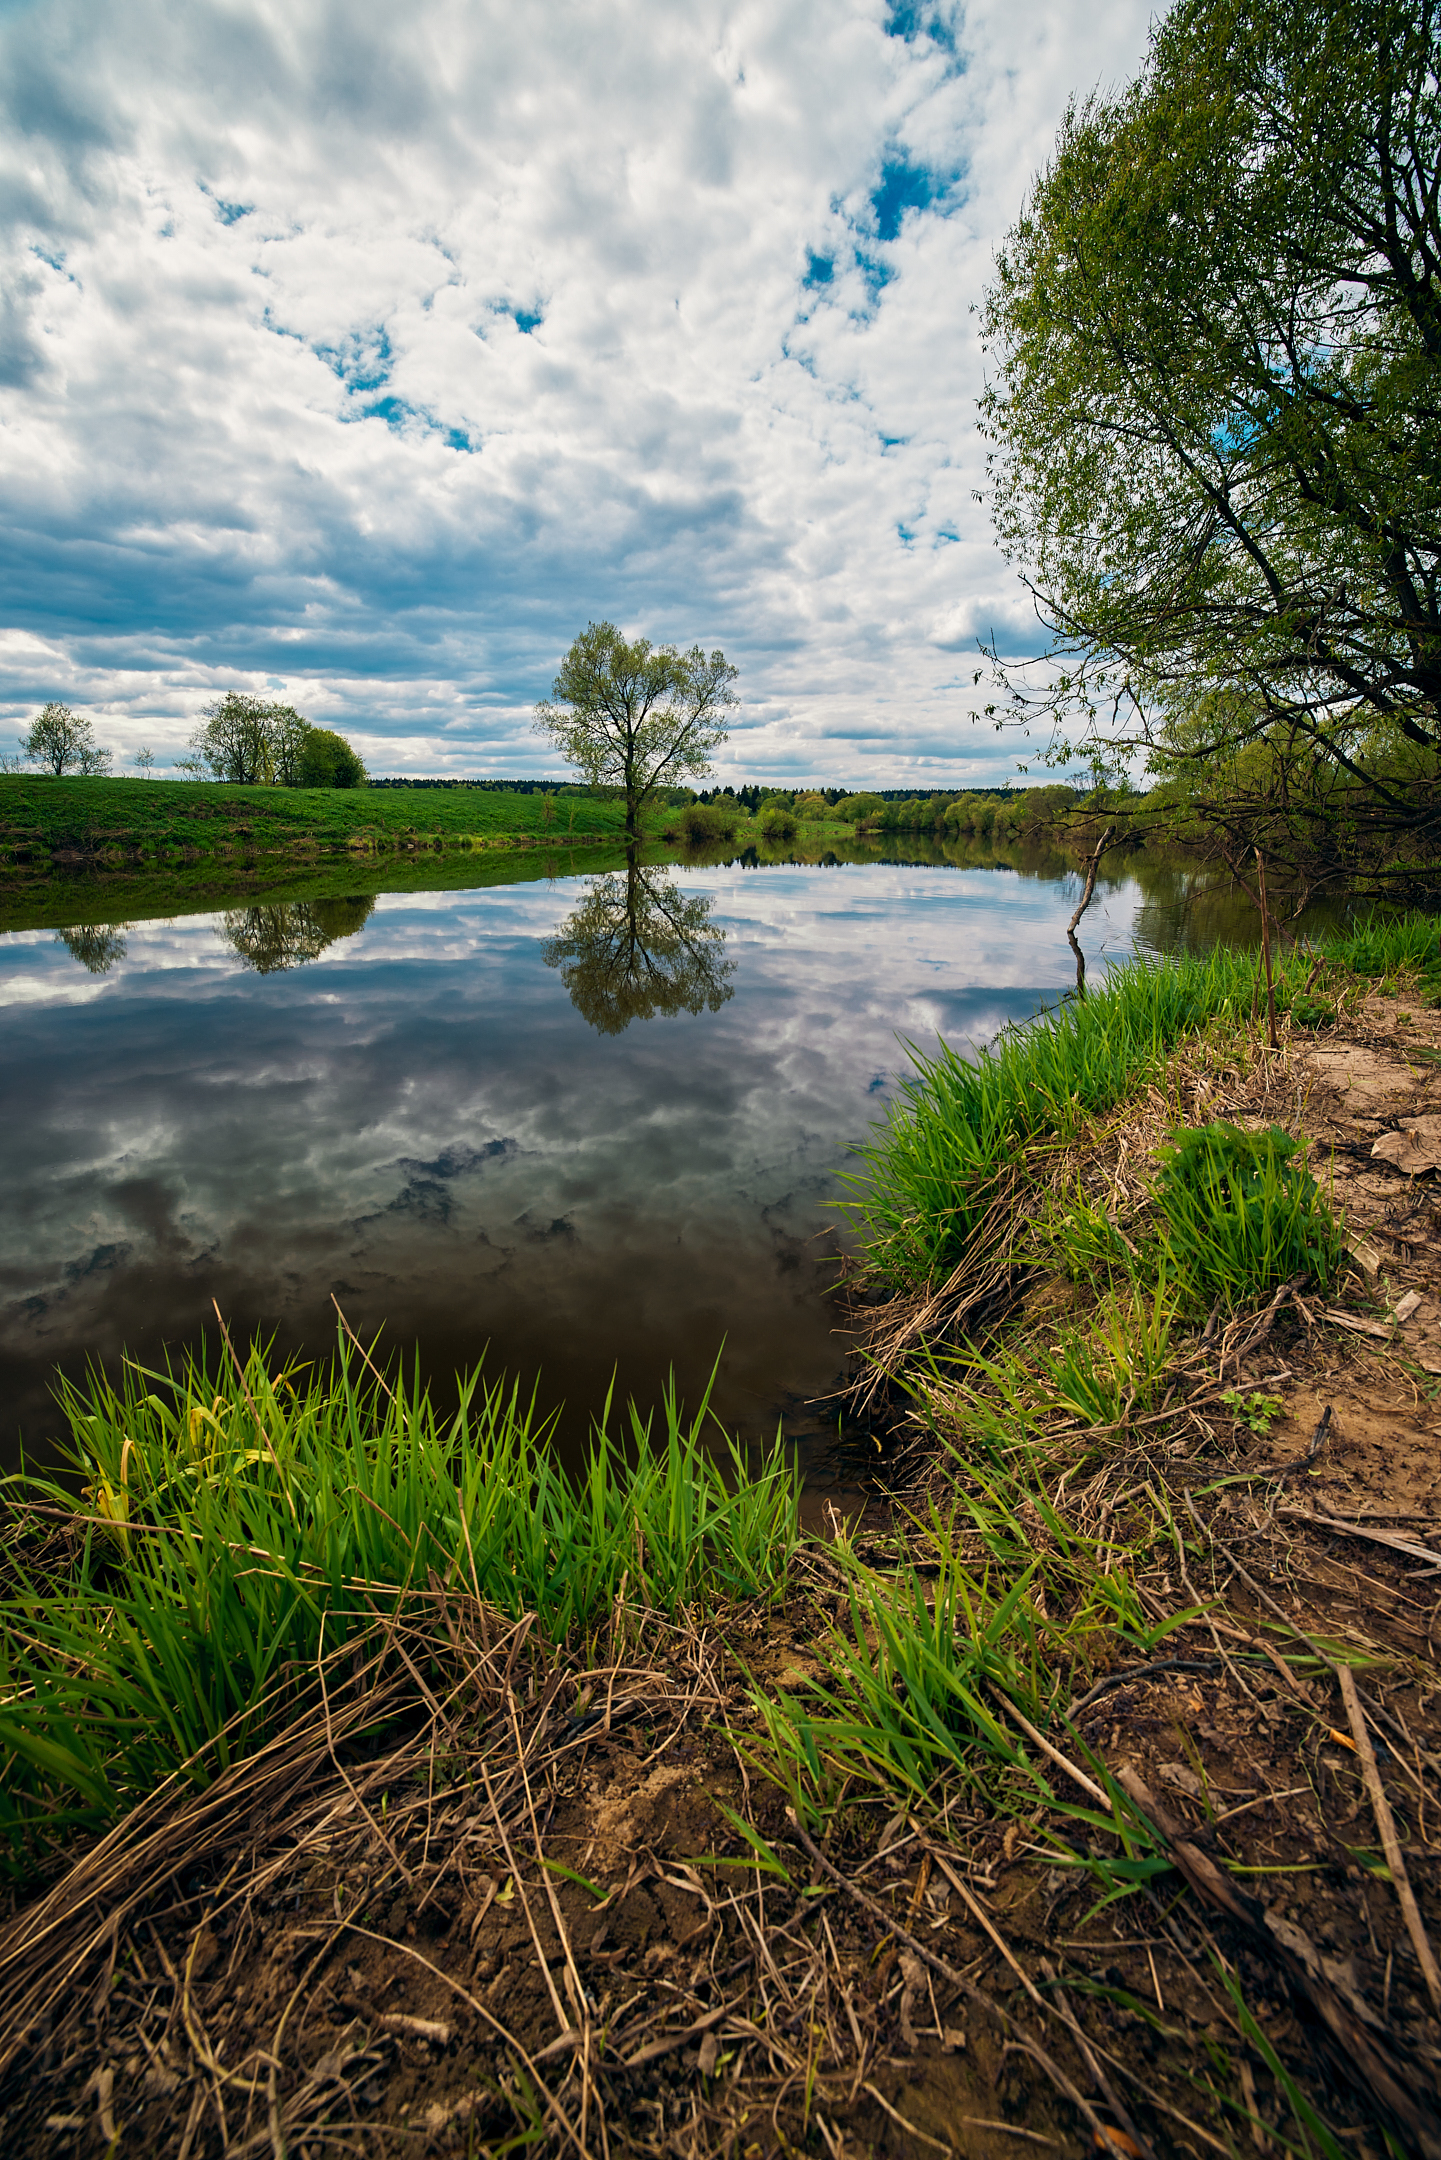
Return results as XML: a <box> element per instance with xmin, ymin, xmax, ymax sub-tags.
<box><xmin>0</xmin><ymin>775</ymin><xmax>634</xmax><ymax>880</ymax></box>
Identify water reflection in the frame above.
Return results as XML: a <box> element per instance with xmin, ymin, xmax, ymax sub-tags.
<box><xmin>542</xmin><ymin>851</ymin><xmax>734</xmax><ymax>1034</ymax></box>
<box><xmin>55</xmin><ymin>922</ymin><xmax>130</xmax><ymax>974</ymax></box>
<box><xmin>219</xmin><ymin>895</ymin><xmax>376</xmax><ymax>974</ymax></box>
<box><xmin>3</xmin><ymin>842</ymin><xmax>1330</xmax><ymax>1480</ymax></box>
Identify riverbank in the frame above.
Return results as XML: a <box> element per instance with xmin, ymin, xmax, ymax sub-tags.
<box><xmin>3</xmin><ymin>919</ymin><xmax>1440</xmax><ymax>2155</ymax></box>
<box><xmin>0</xmin><ymin>774</ymin><xmax>637</xmax><ymax>883</ymax></box>
<box><xmin>0</xmin><ymin>776</ymin><xmax>873</xmax><ymax>895</ymax></box>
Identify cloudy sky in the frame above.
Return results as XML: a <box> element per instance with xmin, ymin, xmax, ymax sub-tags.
<box><xmin>0</xmin><ymin>0</ymin><xmax>1153</xmax><ymax>782</ymax></box>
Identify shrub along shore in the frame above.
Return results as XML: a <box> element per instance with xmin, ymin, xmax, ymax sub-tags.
<box><xmin>2</xmin><ymin>914</ymin><xmax>1440</xmax><ymax>2154</ymax></box>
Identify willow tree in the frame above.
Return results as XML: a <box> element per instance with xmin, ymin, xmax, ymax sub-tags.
<box><xmin>980</xmin><ymin>0</ymin><xmax>1441</xmax><ymax>884</ymax></box>
<box><xmin>534</xmin><ymin>623</ymin><xmax>737</xmax><ymax>840</ymax></box>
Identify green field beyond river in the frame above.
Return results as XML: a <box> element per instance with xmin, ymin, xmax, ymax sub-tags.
<box><xmin>0</xmin><ymin>837</ymin><xmax>1266</xmax><ymax>1482</ymax></box>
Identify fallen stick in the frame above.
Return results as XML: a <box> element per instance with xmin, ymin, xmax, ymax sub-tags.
<box><xmin>1115</xmin><ymin>1766</ymin><xmax>1441</xmax><ymax>2158</ymax></box>
<box><xmin>1336</xmin><ymin>1665</ymin><xmax>1441</xmax><ymax>2020</ymax></box>
<box><xmin>1274</xmin><ymin>1404</ymin><xmax>1332</xmax><ymax>1480</ymax></box>
<box><xmin>1278</xmin><ymin>1506</ymin><xmax>1441</xmax><ymax>1573</ymax></box>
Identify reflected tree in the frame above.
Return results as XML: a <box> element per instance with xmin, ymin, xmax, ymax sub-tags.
<box><xmin>220</xmin><ymin>894</ymin><xmax>376</xmax><ymax>974</ymax></box>
<box><xmin>54</xmin><ymin>922</ymin><xmax>129</xmax><ymax>974</ymax></box>
<box><xmin>543</xmin><ymin>851</ymin><xmax>734</xmax><ymax>1034</ymax></box>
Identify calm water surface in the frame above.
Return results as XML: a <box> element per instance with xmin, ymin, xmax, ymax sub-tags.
<box><xmin>0</xmin><ymin>846</ymin><xmax>1220</xmax><ymax>1475</ymax></box>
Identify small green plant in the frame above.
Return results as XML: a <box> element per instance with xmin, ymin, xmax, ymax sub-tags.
<box><xmin>1289</xmin><ymin>995</ymin><xmax>1334</xmax><ymax>1029</ymax></box>
<box><xmin>1153</xmin><ymin>1121</ymin><xmax>1343</xmax><ymax>1310</ymax></box>
<box><xmin>1032</xmin><ymin>1278</ymin><xmax>1176</xmax><ymax>1427</ymax></box>
<box><xmin>1221</xmin><ymin>1389</ymin><xmax>1285</xmax><ymax>1436</ymax></box>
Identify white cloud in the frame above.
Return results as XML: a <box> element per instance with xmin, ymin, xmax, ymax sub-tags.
<box><xmin>0</xmin><ymin>0</ymin><xmax>1153</xmax><ymax>782</ymax></box>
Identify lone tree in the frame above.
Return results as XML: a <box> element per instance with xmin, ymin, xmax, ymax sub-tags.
<box><xmin>534</xmin><ymin>623</ymin><xmax>737</xmax><ymax>840</ymax></box>
<box><xmin>22</xmin><ymin>703</ymin><xmax>112</xmax><ymax>777</ymax></box>
<box><xmin>297</xmin><ymin>726</ymin><xmax>367</xmax><ymax>788</ymax></box>
<box><xmin>979</xmin><ymin>0</ymin><xmax>1441</xmax><ymax>882</ymax></box>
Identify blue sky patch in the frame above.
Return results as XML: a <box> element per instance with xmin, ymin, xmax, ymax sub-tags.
<box><xmin>318</xmin><ymin>326</ymin><xmax>393</xmax><ymax>395</ymax></box>
<box><xmin>202</xmin><ymin>185</ymin><xmax>254</xmax><ymax>226</ymax></box>
<box><xmin>884</xmin><ymin>5</ymin><xmax>958</xmax><ymax>56</ymax></box>
<box><xmin>513</xmin><ymin>307</ymin><xmax>543</xmax><ymax>334</ymax></box>
<box><xmin>870</xmin><ymin>151</ymin><xmax>937</xmax><ymax>242</ymax></box>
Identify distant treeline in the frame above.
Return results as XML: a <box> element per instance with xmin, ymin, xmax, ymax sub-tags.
<box><xmin>366</xmin><ymin>776</ymin><xmax>1034</xmax><ymax>807</ymax></box>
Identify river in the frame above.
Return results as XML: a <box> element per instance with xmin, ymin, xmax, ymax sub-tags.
<box><xmin>0</xmin><ymin>839</ymin><xmax>1268</xmax><ymax>1485</ymax></box>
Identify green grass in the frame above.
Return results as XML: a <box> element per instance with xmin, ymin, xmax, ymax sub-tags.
<box><xmin>0</xmin><ymin>774</ymin><xmax>637</xmax><ymax>873</ymax></box>
<box><xmin>851</xmin><ymin>912</ymin><xmax>1441</xmax><ymax>1290</ymax></box>
<box><xmin>1154</xmin><ymin>1122</ymin><xmax>1344</xmax><ymax>1311</ymax></box>
<box><xmin>847</xmin><ymin>945</ymin><xmax>1270</xmax><ymax>1287</ymax></box>
<box><xmin>0</xmin><ymin>1332</ymin><xmax>798</xmax><ymax>1855</ymax></box>
<box><xmin>748</xmin><ymin>1493</ymin><xmax>1175</xmax><ymax>1908</ymax></box>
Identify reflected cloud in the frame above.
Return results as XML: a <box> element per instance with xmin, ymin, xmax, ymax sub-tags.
<box><xmin>219</xmin><ymin>895</ymin><xmax>376</xmax><ymax>974</ymax></box>
<box><xmin>542</xmin><ymin>852</ymin><xmax>734</xmax><ymax>1034</ymax></box>
<box><xmin>55</xmin><ymin>923</ymin><xmax>129</xmax><ymax>974</ymax></box>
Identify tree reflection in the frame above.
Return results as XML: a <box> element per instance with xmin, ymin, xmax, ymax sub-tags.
<box><xmin>219</xmin><ymin>895</ymin><xmax>376</xmax><ymax>974</ymax></box>
<box><xmin>543</xmin><ymin>851</ymin><xmax>734</xmax><ymax>1034</ymax></box>
<box><xmin>54</xmin><ymin>922</ymin><xmax>129</xmax><ymax>974</ymax></box>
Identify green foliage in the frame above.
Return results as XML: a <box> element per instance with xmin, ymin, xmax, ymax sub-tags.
<box><xmin>748</xmin><ymin>1503</ymin><xmax>1171</xmax><ymax>1908</ymax></box>
<box><xmin>1332</xmin><ymin>908</ymin><xmax>1441</xmax><ymax>978</ymax></box>
<box><xmin>534</xmin><ymin>621</ymin><xmax>737</xmax><ymax>837</ymax></box>
<box><xmin>296</xmin><ymin>726</ymin><xmax>367</xmax><ymax>788</ymax></box>
<box><xmin>191</xmin><ymin>693</ymin><xmax>310</xmax><ymax>785</ymax></box>
<box><xmin>21</xmin><ymin>703</ymin><xmax>111</xmax><ymax>779</ymax></box>
<box><xmin>678</xmin><ymin>801</ymin><xmax>738</xmax><ymax>844</ymax></box>
<box><xmin>1030</xmin><ymin>1279</ymin><xmax>1176</xmax><ymax>1426</ymax></box>
<box><xmin>1154</xmin><ymin>1121</ymin><xmax>1343</xmax><ymax>1310</ymax></box>
<box><xmin>758</xmin><ymin>802</ymin><xmax>798</xmax><ymax>840</ymax></box>
<box><xmin>981</xmin><ymin>0</ymin><xmax>1441</xmax><ymax>809</ymax></box>
<box><xmin>1289</xmin><ymin>995</ymin><xmax>1334</xmax><ymax>1029</ymax></box>
<box><xmin>849</xmin><ymin>945</ymin><xmax>1269</xmax><ymax>1287</ymax></box>
<box><xmin>834</xmin><ymin>793</ymin><xmax>884</xmax><ymax>823</ymax></box>
<box><xmin>1222</xmin><ymin>1389</ymin><xmax>1285</xmax><ymax>1436</ymax></box>
<box><xmin>0</xmin><ymin>1334</ymin><xmax>798</xmax><ymax>1849</ymax></box>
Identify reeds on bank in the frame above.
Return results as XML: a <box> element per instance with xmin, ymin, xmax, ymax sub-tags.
<box><xmin>0</xmin><ymin>1337</ymin><xmax>798</xmax><ymax>1854</ymax></box>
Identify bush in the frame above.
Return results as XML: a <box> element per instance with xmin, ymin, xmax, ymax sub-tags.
<box><xmin>676</xmin><ymin>800</ymin><xmax>737</xmax><ymax>845</ymax></box>
<box><xmin>835</xmin><ymin>793</ymin><xmax>885</xmax><ymax>823</ymax></box>
<box><xmin>297</xmin><ymin>727</ymin><xmax>367</xmax><ymax>788</ymax></box>
<box><xmin>796</xmin><ymin>792</ymin><xmax>827</xmax><ymax>819</ymax></box>
<box><xmin>1154</xmin><ymin>1121</ymin><xmax>1343</xmax><ymax>1310</ymax></box>
<box><xmin>759</xmin><ymin>803</ymin><xmax>798</xmax><ymax>840</ymax></box>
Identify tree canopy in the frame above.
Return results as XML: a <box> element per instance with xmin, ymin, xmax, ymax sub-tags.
<box><xmin>534</xmin><ymin>624</ymin><xmax>737</xmax><ymax>839</ymax></box>
<box><xmin>22</xmin><ymin>703</ymin><xmax>112</xmax><ymax>777</ymax></box>
<box><xmin>297</xmin><ymin>727</ymin><xmax>367</xmax><ymax>789</ymax></box>
<box><xmin>981</xmin><ymin>0</ymin><xmax>1441</xmax><ymax>831</ymax></box>
<box><xmin>189</xmin><ymin>696</ymin><xmax>365</xmax><ymax>788</ymax></box>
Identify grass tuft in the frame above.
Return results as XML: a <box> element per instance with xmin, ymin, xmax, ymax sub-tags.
<box><xmin>0</xmin><ymin>1332</ymin><xmax>798</xmax><ymax>1854</ymax></box>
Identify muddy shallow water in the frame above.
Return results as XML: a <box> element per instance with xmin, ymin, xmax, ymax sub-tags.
<box><xmin>0</xmin><ymin>840</ymin><xmax>1273</xmax><ymax>1478</ymax></box>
